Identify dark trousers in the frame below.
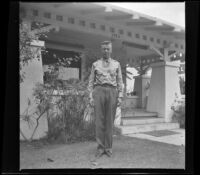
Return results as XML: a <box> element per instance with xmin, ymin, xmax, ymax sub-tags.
<box><xmin>93</xmin><ymin>85</ymin><xmax>118</xmax><ymax>152</ymax></box>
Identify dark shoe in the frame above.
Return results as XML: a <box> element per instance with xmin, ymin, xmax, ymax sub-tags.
<box><xmin>95</xmin><ymin>149</ymin><xmax>104</xmax><ymax>158</ymax></box>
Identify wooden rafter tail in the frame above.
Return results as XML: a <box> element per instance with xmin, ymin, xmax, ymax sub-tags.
<box><xmin>149</xmin><ymin>44</ymin><xmax>164</xmax><ymax>58</ymax></box>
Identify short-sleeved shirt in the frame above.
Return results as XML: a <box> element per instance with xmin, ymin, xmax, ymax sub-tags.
<box><xmin>88</xmin><ymin>58</ymin><xmax>124</xmax><ymax>98</ymax></box>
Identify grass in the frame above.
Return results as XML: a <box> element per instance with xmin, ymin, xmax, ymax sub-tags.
<box><xmin>20</xmin><ymin>135</ymin><xmax>185</xmax><ymax>169</ymax></box>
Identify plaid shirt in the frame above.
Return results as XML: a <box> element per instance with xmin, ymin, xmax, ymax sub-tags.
<box><xmin>88</xmin><ymin>58</ymin><xmax>124</xmax><ymax>98</ymax></box>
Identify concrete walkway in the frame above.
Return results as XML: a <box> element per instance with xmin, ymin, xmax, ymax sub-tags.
<box><xmin>125</xmin><ymin>129</ymin><xmax>185</xmax><ymax>146</ymax></box>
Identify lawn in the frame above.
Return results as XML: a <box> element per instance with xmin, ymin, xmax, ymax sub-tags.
<box><xmin>20</xmin><ymin>135</ymin><xmax>185</xmax><ymax>169</ymax></box>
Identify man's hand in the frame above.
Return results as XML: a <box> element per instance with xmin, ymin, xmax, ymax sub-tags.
<box><xmin>117</xmin><ymin>97</ymin><xmax>123</xmax><ymax>106</ymax></box>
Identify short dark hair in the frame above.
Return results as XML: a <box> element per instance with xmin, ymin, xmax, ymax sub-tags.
<box><xmin>101</xmin><ymin>41</ymin><xmax>112</xmax><ymax>45</ymax></box>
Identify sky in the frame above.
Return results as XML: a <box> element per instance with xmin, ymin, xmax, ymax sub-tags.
<box><xmin>108</xmin><ymin>2</ymin><xmax>185</xmax><ymax>28</ymax></box>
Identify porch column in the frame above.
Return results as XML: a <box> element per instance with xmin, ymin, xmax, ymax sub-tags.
<box><xmin>133</xmin><ymin>75</ymin><xmax>151</xmax><ymax>108</ymax></box>
<box><xmin>20</xmin><ymin>40</ymin><xmax>48</xmax><ymax>140</ymax></box>
<box><xmin>80</xmin><ymin>52</ymin><xmax>86</xmax><ymax>81</ymax></box>
<box><xmin>146</xmin><ymin>61</ymin><xmax>181</xmax><ymax>122</ymax></box>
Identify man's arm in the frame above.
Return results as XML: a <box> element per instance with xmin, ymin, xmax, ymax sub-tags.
<box><xmin>117</xmin><ymin>62</ymin><xmax>124</xmax><ymax>98</ymax></box>
<box><xmin>88</xmin><ymin>63</ymin><xmax>95</xmax><ymax>100</ymax></box>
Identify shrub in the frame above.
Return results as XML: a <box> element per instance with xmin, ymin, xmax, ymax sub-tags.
<box><xmin>179</xmin><ymin>76</ymin><xmax>185</xmax><ymax>95</ymax></box>
<box><xmin>33</xmin><ymin>79</ymin><xmax>96</xmax><ymax>144</ymax></box>
<box><xmin>171</xmin><ymin>97</ymin><xmax>185</xmax><ymax>128</ymax></box>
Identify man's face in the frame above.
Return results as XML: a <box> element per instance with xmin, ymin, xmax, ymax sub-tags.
<box><xmin>101</xmin><ymin>44</ymin><xmax>112</xmax><ymax>59</ymax></box>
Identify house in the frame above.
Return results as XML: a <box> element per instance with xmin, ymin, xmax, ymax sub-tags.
<box><xmin>20</xmin><ymin>2</ymin><xmax>185</xmax><ymax>140</ymax></box>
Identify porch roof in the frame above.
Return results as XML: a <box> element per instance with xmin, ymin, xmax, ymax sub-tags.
<box><xmin>21</xmin><ymin>2</ymin><xmax>185</xmax><ymax>60</ymax></box>
<box><xmin>23</xmin><ymin>2</ymin><xmax>185</xmax><ymax>39</ymax></box>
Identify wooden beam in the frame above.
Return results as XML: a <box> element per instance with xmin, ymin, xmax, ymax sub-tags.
<box><xmin>148</xmin><ymin>44</ymin><xmax>164</xmax><ymax>58</ymax></box>
<box><xmin>175</xmin><ymin>36</ymin><xmax>185</xmax><ymax>40</ymax></box>
<box><xmin>80</xmin><ymin>7</ymin><xmax>106</xmax><ymax>15</ymax></box>
<box><xmin>126</xmin><ymin>21</ymin><xmax>156</xmax><ymax>26</ymax></box>
<box><xmin>53</xmin><ymin>3</ymin><xmax>72</xmax><ymax>9</ymax></box>
<box><xmin>44</xmin><ymin>38</ymin><xmax>84</xmax><ymax>49</ymax></box>
<box><xmin>144</xmin><ymin>27</ymin><xmax>174</xmax><ymax>31</ymax></box>
<box><xmin>168</xmin><ymin>50</ymin><xmax>179</xmax><ymax>59</ymax></box>
<box><xmin>104</xmin><ymin>14</ymin><xmax>132</xmax><ymax>20</ymax></box>
<box><xmin>30</xmin><ymin>40</ymin><xmax>45</xmax><ymax>47</ymax></box>
<box><xmin>31</xmin><ymin>25</ymin><xmax>59</xmax><ymax>35</ymax></box>
<box><xmin>122</xmin><ymin>41</ymin><xmax>149</xmax><ymax>50</ymax></box>
<box><xmin>161</xmin><ymin>31</ymin><xmax>185</xmax><ymax>37</ymax></box>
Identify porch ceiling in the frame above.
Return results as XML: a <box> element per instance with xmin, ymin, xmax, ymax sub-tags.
<box><xmin>25</xmin><ymin>2</ymin><xmax>185</xmax><ymax>40</ymax></box>
<box><xmin>44</xmin><ymin>27</ymin><xmax>157</xmax><ymax>58</ymax></box>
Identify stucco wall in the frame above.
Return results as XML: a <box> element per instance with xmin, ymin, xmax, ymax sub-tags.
<box><xmin>165</xmin><ymin>64</ymin><xmax>181</xmax><ymax>122</ymax></box>
<box><xmin>147</xmin><ymin>62</ymin><xmax>181</xmax><ymax>122</ymax></box>
<box><xmin>147</xmin><ymin>63</ymin><xmax>166</xmax><ymax>117</ymax></box>
<box><xmin>20</xmin><ymin>46</ymin><xmax>48</xmax><ymax>140</ymax></box>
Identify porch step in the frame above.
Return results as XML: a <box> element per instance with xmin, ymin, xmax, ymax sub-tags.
<box><xmin>121</xmin><ymin>117</ymin><xmax>165</xmax><ymax>126</ymax></box>
<box><xmin>122</xmin><ymin>110</ymin><xmax>158</xmax><ymax>118</ymax></box>
<box><xmin>116</xmin><ymin>122</ymin><xmax>180</xmax><ymax>135</ymax></box>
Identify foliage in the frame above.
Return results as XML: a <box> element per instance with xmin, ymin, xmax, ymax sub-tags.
<box><xmin>20</xmin><ymin>95</ymin><xmax>51</xmax><ymax>142</ymax></box>
<box><xmin>171</xmin><ymin>95</ymin><xmax>185</xmax><ymax>128</ymax></box>
<box><xmin>32</xmin><ymin>78</ymin><xmax>96</xmax><ymax>144</ymax></box>
<box><xmin>19</xmin><ymin>18</ymin><xmax>76</xmax><ymax>83</ymax></box>
<box><xmin>179</xmin><ymin>76</ymin><xmax>185</xmax><ymax>95</ymax></box>
<box><xmin>20</xmin><ymin>20</ymin><xmax>92</xmax><ymax>142</ymax></box>
<box><xmin>19</xmin><ymin>20</ymin><xmax>48</xmax><ymax>83</ymax></box>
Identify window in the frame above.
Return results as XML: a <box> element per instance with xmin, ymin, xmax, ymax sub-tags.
<box><xmin>90</xmin><ymin>23</ymin><xmax>96</xmax><ymax>29</ymax></box>
<box><xmin>157</xmin><ymin>39</ymin><xmax>160</xmax><ymax>44</ymax></box>
<box><xmin>100</xmin><ymin>25</ymin><xmax>105</xmax><ymax>31</ymax></box>
<box><xmin>32</xmin><ymin>9</ymin><xmax>38</xmax><ymax>16</ymax></box>
<box><xmin>56</xmin><ymin>15</ymin><xmax>63</xmax><ymax>21</ymax></box>
<box><xmin>119</xmin><ymin>29</ymin><xmax>124</xmax><ymax>35</ymax></box>
<box><xmin>143</xmin><ymin>35</ymin><xmax>147</xmax><ymax>40</ymax></box>
<box><xmin>175</xmin><ymin>43</ymin><xmax>179</xmax><ymax>48</ymax></box>
<box><xmin>80</xmin><ymin>20</ymin><xmax>85</xmax><ymax>26</ymax></box>
<box><xmin>150</xmin><ymin>37</ymin><xmax>154</xmax><ymax>42</ymax></box>
<box><xmin>181</xmin><ymin>45</ymin><xmax>184</xmax><ymax>49</ymax></box>
<box><xmin>44</xmin><ymin>12</ymin><xmax>51</xmax><ymax>19</ymax></box>
<box><xmin>68</xmin><ymin>17</ymin><xmax>75</xmax><ymax>24</ymax></box>
<box><xmin>163</xmin><ymin>40</ymin><xmax>167</xmax><ymax>45</ymax></box>
<box><xmin>135</xmin><ymin>33</ymin><xmax>140</xmax><ymax>38</ymax></box>
<box><xmin>110</xmin><ymin>27</ymin><xmax>115</xmax><ymax>33</ymax></box>
<box><xmin>127</xmin><ymin>31</ymin><xmax>132</xmax><ymax>37</ymax></box>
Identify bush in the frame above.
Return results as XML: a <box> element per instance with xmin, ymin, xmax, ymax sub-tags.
<box><xmin>179</xmin><ymin>77</ymin><xmax>185</xmax><ymax>95</ymax></box>
<box><xmin>33</xmin><ymin>79</ymin><xmax>96</xmax><ymax>144</ymax></box>
<box><xmin>171</xmin><ymin>98</ymin><xmax>185</xmax><ymax>128</ymax></box>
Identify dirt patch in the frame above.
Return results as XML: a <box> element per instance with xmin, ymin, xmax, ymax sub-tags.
<box><xmin>20</xmin><ymin>135</ymin><xmax>185</xmax><ymax>169</ymax></box>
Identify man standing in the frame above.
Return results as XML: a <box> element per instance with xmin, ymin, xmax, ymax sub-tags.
<box><xmin>88</xmin><ymin>41</ymin><xmax>124</xmax><ymax>158</ymax></box>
